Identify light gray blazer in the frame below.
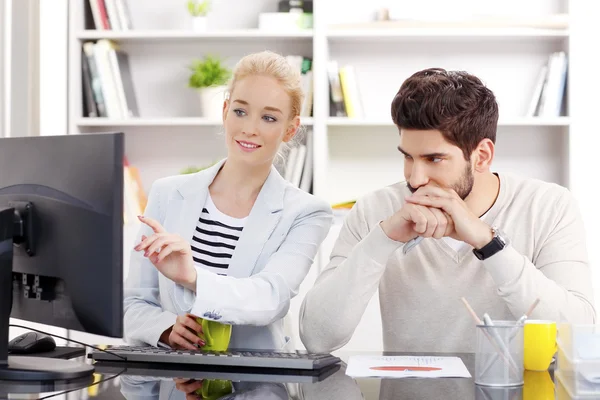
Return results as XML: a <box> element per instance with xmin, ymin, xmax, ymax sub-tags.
<box><xmin>123</xmin><ymin>159</ymin><xmax>333</xmax><ymax>350</ymax></box>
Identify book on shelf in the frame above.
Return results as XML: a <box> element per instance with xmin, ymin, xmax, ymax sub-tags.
<box><xmin>86</xmin><ymin>0</ymin><xmax>133</xmax><ymax>31</ymax></box>
<box><xmin>81</xmin><ymin>40</ymin><xmax>139</xmax><ymax>119</ymax></box>
<box><xmin>328</xmin><ymin>61</ymin><xmax>364</xmax><ymax>118</ymax></box>
<box><xmin>285</xmin><ymin>55</ymin><xmax>314</xmax><ymax>117</ymax></box>
<box><xmin>81</xmin><ymin>47</ymin><xmax>98</xmax><ymax>117</ymax></box>
<box><xmin>527</xmin><ymin>51</ymin><xmax>568</xmax><ymax>118</ymax></box>
<box><xmin>281</xmin><ymin>132</ymin><xmax>313</xmax><ymax>193</ymax></box>
<box><xmin>328</xmin><ymin>61</ymin><xmax>345</xmax><ymax>117</ymax></box>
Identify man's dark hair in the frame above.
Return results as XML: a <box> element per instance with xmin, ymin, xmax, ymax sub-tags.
<box><xmin>391</xmin><ymin>68</ymin><xmax>499</xmax><ymax>160</ymax></box>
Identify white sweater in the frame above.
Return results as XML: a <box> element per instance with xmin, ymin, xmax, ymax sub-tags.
<box><xmin>299</xmin><ymin>173</ymin><xmax>596</xmax><ymax>353</ymax></box>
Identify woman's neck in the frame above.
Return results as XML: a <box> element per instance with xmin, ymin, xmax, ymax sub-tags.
<box><xmin>209</xmin><ymin>158</ymin><xmax>271</xmax><ymax>205</ymax></box>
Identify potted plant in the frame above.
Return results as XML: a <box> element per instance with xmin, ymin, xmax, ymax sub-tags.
<box><xmin>188</xmin><ymin>55</ymin><xmax>231</xmax><ymax>120</ymax></box>
<box><xmin>187</xmin><ymin>0</ymin><xmax>211</xmax><ymax>32</ymax></box>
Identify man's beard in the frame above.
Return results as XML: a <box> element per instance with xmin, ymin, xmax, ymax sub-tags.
<box><xmin>407</xmin><ymin>163</ymin><xmax>474</xmax><ymax>200</ymax></box>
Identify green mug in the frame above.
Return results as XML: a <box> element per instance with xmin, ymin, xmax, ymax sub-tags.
<box><xmin>195</xmin><ymin>379</ymin><xmax>233</xmax><ymax>399</ymax></box>
<box><xmin>195</xmin><ymin>318</ymin><xmax>232</xmax><ymax>352</ymax></box>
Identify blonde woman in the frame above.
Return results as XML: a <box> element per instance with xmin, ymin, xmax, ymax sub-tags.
<box><xmin>124</xmin><ymin>51</ymin><xmax>332</xmax><ymax>351</ymax></box>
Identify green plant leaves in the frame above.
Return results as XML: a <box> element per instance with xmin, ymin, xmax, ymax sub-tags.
<box><xmin>188</xmin><ymin>55</ymin><xmax>232</xmax><ymax>88</ymax></box>
<box><xmin>187</xmin><ymin>0</ymin><xmax>210</xmax><ymax>17</ymax></box>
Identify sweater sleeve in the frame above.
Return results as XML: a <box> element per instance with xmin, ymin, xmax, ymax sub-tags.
<box><xmin>299</xmin><ymin>201</ymin><xmax>402</xmax><ymax>353</ymax></box>
<box><xmin>483</xmin><ymin>190</ymin><xmax>596</xmax><ymax>323</ymax></box>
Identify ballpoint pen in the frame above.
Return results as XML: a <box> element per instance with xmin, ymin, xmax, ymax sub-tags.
<box><xmin>403</xmin><ymin>236</ymin><xmax>423</xmax><ymax>255</ymax></box>
<box><xmin>461</xmin><ymin>298</ymin><xmax>520</xmax><ymax>378</ymax></box>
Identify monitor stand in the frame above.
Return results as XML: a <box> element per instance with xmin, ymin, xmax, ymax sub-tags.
<box><xmin>0</xmin><ymin>206</ymin><xmax>94</xmax><ymax>381</ymax></box>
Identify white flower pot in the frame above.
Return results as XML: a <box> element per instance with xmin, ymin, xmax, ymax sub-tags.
<box><xmin>197</xmin><ymin>85</ymin><xmax>226</xmax><ymax>120</ymax></box>
<box><xmin>192</xmin><ymin>16</ymin><xmax>208</xmax><ymax>32</ymax></box>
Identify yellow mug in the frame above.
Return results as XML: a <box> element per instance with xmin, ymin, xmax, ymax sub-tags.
<box><xmin>523</xmin><ymin>370</ymin><xmax>554</xmax><ymax>400</ymax></box>
<box><xmin>524</xmin><ymin>320</ymin><xmax>557</xmax><ymax>371</ymax></box>
<box><xmin>195</xmin><ymin>318</ymin><xmax>232</xmax><ymax>352</ymax></box>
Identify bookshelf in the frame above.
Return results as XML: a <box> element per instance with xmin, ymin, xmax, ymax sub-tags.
<box><xmin>75</xmin><ymin>29</ymin><xmax>314</xmax><ymax>40</ymax></box>
<box><xmin>326</xmin><ymin>28</ymin><xmax>570</xmax><ymax>40</ymax></box>
<box><xmin>67</xmin><ymin>0</ymin><xmax>574</xmax><ymax>197</ymax></box>
<box><xmin>56</xmin><ymin>0</ymin><xmax>600</xmax><ymax>352</ymax></box>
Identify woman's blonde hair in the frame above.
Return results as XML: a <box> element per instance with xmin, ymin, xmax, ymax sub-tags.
<box><xmin>227</xmin><ymin>51</ymin><xmax>304</xmax><ymax>120</ymax></box>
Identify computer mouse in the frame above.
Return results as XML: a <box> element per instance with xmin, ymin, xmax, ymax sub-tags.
<box><xmin>8</xmin><ymin>332</ymin><xmax>56</xmax><ymax>354</ymax></box>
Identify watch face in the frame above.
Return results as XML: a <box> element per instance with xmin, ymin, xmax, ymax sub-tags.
<box><xmin>492</xmin><ymin>226</ymin><xmax>509</xmax><ymax>246</ymax></box>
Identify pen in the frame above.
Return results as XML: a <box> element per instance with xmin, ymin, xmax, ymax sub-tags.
<box><xmin>460</xmin><ymin>298</ymin><xmax>520</xmax><ymax>378</ymax></box>
<box><xmin>478</xmin><ymin>313</ymin><xmax>520</xmax><ymax>377</ymax></box>
<box><xmin>403</xmin><ymin>236</ymin><xmax>423</xmax><ymax>255</ymax></box>
<box><xmin>478</xmin><ymin>299</ymin><xmax>540</xmax><ymax>376</ymax></box>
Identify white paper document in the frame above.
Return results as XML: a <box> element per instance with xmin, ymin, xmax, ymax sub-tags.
<box><xmin>346</xmin><ymin>356</ymin><xmax>472</xmax><ymax>379</ymax></box>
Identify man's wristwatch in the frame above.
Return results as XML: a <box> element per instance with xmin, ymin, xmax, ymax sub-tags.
<box><xmin>473</xmin><ymin>225</ymin><xmax>509</xmax><ymax>260</ymax></box>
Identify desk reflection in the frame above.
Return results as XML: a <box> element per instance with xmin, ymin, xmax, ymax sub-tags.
<box><xmin>101</xmin><ymin>353</ymin><xmax>555</xmax><ymax>400</ymax></box>
<box><xmin>298</xmin><ymin>362</ymin><xmax>553</xmax><ymax>400</ymax></box>
<box><xmin>119</xmin><ymin>375</ymin><xmax>290</xmax><ymax>400</ymax></box>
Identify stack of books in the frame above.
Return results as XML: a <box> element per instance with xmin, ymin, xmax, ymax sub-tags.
<box><xmin>286</xmin><ymin>55</ymin><xmax>314</xmax><ymax>117</ymax></box>
<box><xmin>527</xmin><ymin>51</ymin><xmax>568</xmax><ymax>117</ymax></box>
<box><xmin>81</xmin><ymin>40</ymin><xmax>139</xmax><ymax>119</ymax></box>
<box><xmin>86</xmin><ymin>0</ymin><xmax>133</xmax><ymax>30</ymax></box>
<box><xmin>282</xmin><ymin>132</ymin><xmax>313</xmax><ymax>193</ymax></box>
<box><xmin>328</xmin><ymin>61</ymin><xmax>363</xmax><ymax>118</ymax></box>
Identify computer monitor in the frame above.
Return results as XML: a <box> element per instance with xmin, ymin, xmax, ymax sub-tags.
<box><xmin>0</xmin><ymin>132</ymin><xmax>124</xmax><ymax>381</ymax></box>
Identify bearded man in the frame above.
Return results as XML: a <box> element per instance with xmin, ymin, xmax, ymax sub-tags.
<box><xmin>299</xmin><ymin>68</ymin><xmax>596</xmax><ymax>353</ymax></box>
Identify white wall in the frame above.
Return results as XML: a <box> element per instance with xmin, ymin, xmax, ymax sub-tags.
<box><xmin>39</xmin><ymin>0</ymin><xmax>67</xmax><ymax>136</ymax></box>
<box><xmin>0</xmin><ymin>0</ymin><xmax>8</xmax><ymax>138</ymax></box>
<box><xmin>568</xmin><ymin>0</ymin><xmax>600</xmax><ymax>320</ymax></box>
<box><xmin>7</xmin><ymin>0</ymin><xmax>37</xmax><ymax>138</ymax></box>
<box><xmin>8</xmin><ymin>0</ymin><xmax>70</xmax><ymax>343</ymax></box>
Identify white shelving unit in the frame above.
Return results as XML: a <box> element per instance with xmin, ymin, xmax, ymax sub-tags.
<box><xmin>75</xmin><ymin>29</ymin><xmax>313</xmax><ymax>40</ymax></box>
<box><xmin>68</xmin><ymin>0</ymin><xmax>574</xmax><ymax>194</ymax></box>
<box><xmin>62</xmin><ymin>0</ymin><xmax>600</xmax><ymax>352</ymax></box>
<box><xmin>327</xmin><ymin>117</ymin><xmax>571</xmax><ymax>127</ymax></box>
<box><xmin>326</xmin><ymin>28</ymin><xmax>570</xmax><ymax>40</ymax></box>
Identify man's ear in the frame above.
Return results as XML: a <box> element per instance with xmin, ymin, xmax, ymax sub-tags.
<box><xmin>283</xmin><ymin>116</ymin><xmax>301</xmax><ymax>143</ymax></box>
<box><xmin>473</xmin><ymin>138</ymin><xmax>495</xmax><ymax>172</ymax></box>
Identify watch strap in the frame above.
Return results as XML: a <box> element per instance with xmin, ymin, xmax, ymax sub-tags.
<box><xmin>473</xmin><ymin>226</ymin><xmax>507</xmax><ymax>260</ymax></box>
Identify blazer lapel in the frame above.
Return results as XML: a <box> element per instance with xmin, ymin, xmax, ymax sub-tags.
<box><xmin>164</xmin><ymin>159</ymin><xmax>286</xmax><ymax>279</ymax></box>
<box><xmin>165</xmin><ymin>160</ymin><xmax>226</xmax><ymax>244</ymax></box>
<box><xmin>227</xmin><ymin>166</ymin><xmax>286</xmax><ymax>278</ymax></box>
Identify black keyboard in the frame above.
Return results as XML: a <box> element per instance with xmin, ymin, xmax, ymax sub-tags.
<box><xmin>90</xmin><ymin>346</ymin><xmax>340</xmax><ymax>370</ymax></box>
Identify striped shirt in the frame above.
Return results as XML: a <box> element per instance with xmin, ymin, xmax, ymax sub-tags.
<box><xmin>191</xmin><ymin>194</ymin><xmax>247</xmax><ymax>276</ymax></box>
